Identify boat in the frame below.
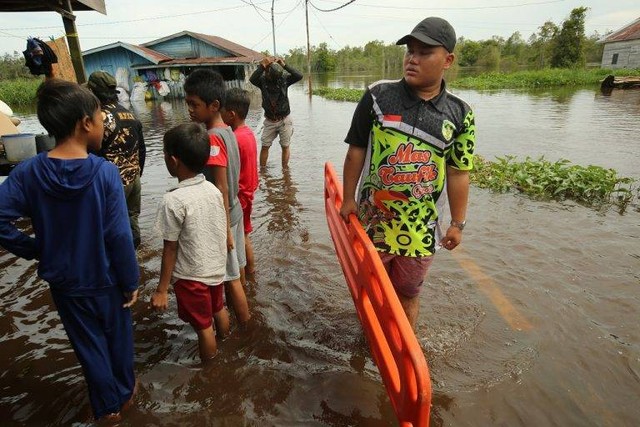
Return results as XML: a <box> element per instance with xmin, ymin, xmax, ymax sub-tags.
<box><xmin>324</xmin><ymin>162</ymin><xmax>432</xmax><ymax>427</ymax></box>
<box><xmin>600</xmin><ymin>74</ymin><xmax>640</xmax><ymax>90</ymax></box>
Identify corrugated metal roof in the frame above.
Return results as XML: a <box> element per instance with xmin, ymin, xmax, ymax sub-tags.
<box><xmin>600</xmin><ymin>17</ymin><xmax>640</xmax><ymax>43</ymax></box>
<box><xmin>189</xmin><ymin>32</ymin><xmax>263</xmax><ymax>61</ymax></box>
<box><xmin>142</xmin><ymin>31</ymin><xmax>263</xmax><ymax>61</ymax></box>
<box><xmin>83</xmin><ymin>42</ymin><xmax>172</xmax><ymax>64</ymax></box>
<box><xmin>131</xmin><ymin>56</ymin><xmax>256</xmax><ymax>69</ymax></box>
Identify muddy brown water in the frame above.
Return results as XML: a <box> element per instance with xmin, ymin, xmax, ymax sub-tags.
<box><xmin>1</xmin><ymin>81</ymin><xmax>639</xmax><ymax>426</ymax></box>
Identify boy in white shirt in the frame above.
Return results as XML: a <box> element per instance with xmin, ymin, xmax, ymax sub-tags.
<box><xmin>151</xmin><ymin>123</ymin><xmax>229</xmax><ymax>362</ymax></box>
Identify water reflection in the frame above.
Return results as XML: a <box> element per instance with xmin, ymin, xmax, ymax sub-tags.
<box><xmin>258</xmin><ymin>168</ymin><xmax>302</xmax><ymax>234</ymax></box>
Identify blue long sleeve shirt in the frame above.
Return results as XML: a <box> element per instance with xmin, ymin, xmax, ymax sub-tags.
<box><xmin>0</xmin><ymin>153</ymin><xmax>139</xmax><ymax>296</ymax></box>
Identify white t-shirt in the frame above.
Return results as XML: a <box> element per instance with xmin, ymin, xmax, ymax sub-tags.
<box><xmin>155</xmin><ymin>174</ymin><xmax>227</xmax><ymax>286</ymax></box>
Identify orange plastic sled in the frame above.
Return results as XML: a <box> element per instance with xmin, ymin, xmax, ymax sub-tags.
<box><xmin>323</xmin><ymin>162</ymin><xmax>432</xmax><ymax>427</ymax></box>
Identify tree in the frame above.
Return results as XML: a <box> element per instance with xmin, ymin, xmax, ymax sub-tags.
<box><xmin>457</xmin><ymin>38</ymin><xmax>482</xmax><ymax>67</ymax></box>
<box><xmin>551</xmin><ymin>7</ymin><xmax>589</xmax><ymax>68</ymax></box>
<box><xmin>583</xmin><ymin>31</ymin><xmax>605</xmax><ymax>64</ymax></box>
<box><xmin>313</xmin><ymin>42</ymin><xmax>336</xmax><ymax>72</ymax></box>
<box><xmin>528</xmin><ymin>21</ymin><xmax>558</xmax><ymax>68</ymax></box>
<box><xmin>0</xmin><ymin>52</ymin><xmax>33</xmax><ymax>80</ymax></box>
<box><xmin>476</xmin><ymin>44</ymin><xmax>501</xmax><ymax>71</ymax></box>
<box><xmin>503</xmin><ymin>31</ymin><xmax>526</xmax><ymax>61</ymax></box>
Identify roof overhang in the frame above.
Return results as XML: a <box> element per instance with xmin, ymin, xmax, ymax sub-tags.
<box><xmin>132</xmin><ymin>57</ymin><xmax>255</xmax><ymax>70</ymax></box>
<box><xmin>83</xmin><ymin>42</ymin><xmax>172</xmax><ymax>64</ymax></box>
<box><xmin>0</xmin><ymin>0</ymin><xmax>106</xmax><ymax>14</ymax></box>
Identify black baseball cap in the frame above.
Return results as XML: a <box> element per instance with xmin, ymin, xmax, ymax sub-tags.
<box><xmin>396</xmin><ymin>17</ymin><xmax>457</xmax><ymax>53</ymax></box>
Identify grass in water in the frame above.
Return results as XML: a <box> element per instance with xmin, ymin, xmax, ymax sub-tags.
<box><xmin>314</xmin><ymin>87</ymin><xmax>364</xmax><ymax>102</ymax></box>
<box><xmin>0</xmin><ymin>78</ymin><xmax>41</xmax><ymax>107</ymax></box>
<box><xmin>452</xmin><ymin>68</ymin><xmax>640</xmax><ymax>90</ymax></box>
<box><xmin>471</xmin><ymin>155</ymin><xmax>637</xmax><ymax>213</ymax></box>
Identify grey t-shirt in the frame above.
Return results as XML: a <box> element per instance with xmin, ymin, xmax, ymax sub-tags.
<box><xmin>207</xmin><ymin>127</ymin><xmax>243</xmax><ymax>226</ymax></box>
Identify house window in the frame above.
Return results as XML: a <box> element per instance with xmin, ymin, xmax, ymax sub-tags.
<box><xmin>612</xmin><ymin>53</ymin><xmax>618</xmax><ymax>65</ymax></box>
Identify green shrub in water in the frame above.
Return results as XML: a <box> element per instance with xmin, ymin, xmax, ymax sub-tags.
<box><xmin>471</xmin><ymin>155</ymin><xmax>636</xmax><ymax>212</ymax></box>
<box><xmin>0</xmin><ymin>78</ymin><xmax>41</xmax><ymax>107</ymax></box>
<box><xmin>314</xmin><ymin>87</ymin><xmax>364</xmax><ymax>102</ymax></box>
<box><xmin>451</xmin><ymin>68</ymin><xmax>640</xmax><ymax>90</ymax></box>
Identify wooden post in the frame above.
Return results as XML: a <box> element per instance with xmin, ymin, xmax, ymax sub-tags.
<box><xmin>305</xmin><ymin>0</ymin><xmax>312</xmax><ymax>97</ymax></box>
<box><xmin>61</xmin><ymin>0</ymin><xmax>87</xmax><ymax>83</ymax></box>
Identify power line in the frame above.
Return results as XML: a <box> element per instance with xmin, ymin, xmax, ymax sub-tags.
<box><xmin>314</xmin><ymin>0</ymin><xmax>566</xmax><ymax>11</ymax></box>
<box><xmin>0</xmin><ymin>29</ymin><xmax>24</xmax><ymax>39</ymax></box>
<box><xmin>2</xmin><ymin>3</ymin><xmax>250</xmax><ymax>31</ymax></box>
<box><xmin>241</xmin><ymin>0</ymin><xmax>270</xmax><ymax>22</ymax></box>
<box><xmin>309</xmin><ymin>0</ymin><xmax>356</xmax><ymax>13</ymax></box>
<box><xmin>250</xmin><ymin>0</ymin><xmax>303</xmax><ymax>51</ymax></box>
<box><xmin>309</xmin><ymin>8</ymin><xmax>340</xmax><ymax>48</ymax></box>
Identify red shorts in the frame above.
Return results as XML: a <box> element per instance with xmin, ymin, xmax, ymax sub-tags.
<box><xmin>173</xmin><ymin>279</ymin><xmax>224</xmax><ymax>330</ymax></box>
<box><xmin>242</xmin><ymin>199</ymin><xmax>253</xmax><ymax>233</ymax></box>
<box><xmin>379</xmin><ymin>253</ymin><xmax>434</xmax><ymax>298</ymax></box>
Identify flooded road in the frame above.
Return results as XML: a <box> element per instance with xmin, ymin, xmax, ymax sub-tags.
<box><xmin>1</xmin><ymin>81</ymin><xmax>639</xmax><ymax>426</ymax></box>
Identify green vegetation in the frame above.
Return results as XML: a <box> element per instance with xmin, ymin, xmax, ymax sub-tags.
<box><xmin>313</xmin><ymin>87</ymin><xmax>363</xmax><ymax>102</ymax></box>
<box><xmin>551</xmin><ymin>7</ymin><xmax>588</xmax><ymax>68</ymax></box>
<box><xmin>286</xmin><ymin>41</ymin><xmax>405</xmax><ymax>73</ymax></box>
<box><xmin>286</xmin><ymin>7</ymin><xmax>609</xmax><ymax>73</ymax></box>
<box><xmin>0</xmin><ymin>52</ymin><xmax>33</xmax><ymax>80</ymax></box>
<box><xmin>314</xmin><ymin>67</ymin><xmax>640</xmax><ymax>96</ymax></box>
<box><xmin>0</xmin><ymin>52</ymin><xmax>42</xmax><ymax>107</ymax></box>
<box><xmin>471</xmin><ymin>155</ymin><xmax>636</xmax><ymax>212</ymax></box>
<box><xmin>452</xmin><ymin>68</ymin><xmax>640</xmax><ymax>90</ymax></box>
<box><xmin>0</xmin><ymin>78</ymin><xmax>41</xmax><ymax>107</ymax></box>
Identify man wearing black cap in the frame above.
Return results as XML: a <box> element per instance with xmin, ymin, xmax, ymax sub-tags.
<box><xmin>88</xmin><ymin>70</ymin><xmax>146</xmax><ymax>248</ymax></box>
<box><xmin>340</xmin><ymin>17</ymin><xmax>475</xmax><ymax>330</ymax></box>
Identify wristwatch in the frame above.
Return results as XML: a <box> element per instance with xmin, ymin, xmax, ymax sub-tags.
<box><xmin>450</xmin><ymin>220</ymin><xmax>466</xmax><ymax>231</ymax></box>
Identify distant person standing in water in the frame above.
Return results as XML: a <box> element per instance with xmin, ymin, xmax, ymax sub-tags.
<box><xmin>88</xmin><ymin>71</ymin><xmax>146</xmax><ymax>248</ymax></box>
<box><xmin>340</xmin><ymin>17</ymin><xmax>476</xmax><ymax>330</ymax></box>
<box><xmin>250</xmin><ymin>56</ymin><xmax>303</xmax><ymax>169</ymax></box>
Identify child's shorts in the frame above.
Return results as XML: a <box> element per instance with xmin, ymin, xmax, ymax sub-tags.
<box><xmin>224</xmin><ymin>221</ymin><xmax>246</xmax><ymax>281</ymax></box>
<box><xmin>378</xmin><ymin>252</ymin><xmax>434</xmax><ymax>298</ymax></box>
<box><xmin>174</xmin><ymin>279</ymin><xmax>224</xmax><ymax>330</ymax></box>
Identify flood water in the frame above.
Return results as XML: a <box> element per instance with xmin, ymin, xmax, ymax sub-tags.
<box><xmin>1</xmin><ymin>78</ymin><xmax>640</xmax><ymax>426</ymax></box>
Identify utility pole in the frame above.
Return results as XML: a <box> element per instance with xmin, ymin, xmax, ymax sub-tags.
<box><xmin>271</xmin><ymin>0</ymin><xmax>276</xmax><ymax>56</ymax></box>
<box><xmin>305</xmin><ymin>0</ymin><xmax>312</xmax><ymax>96</ymax></box>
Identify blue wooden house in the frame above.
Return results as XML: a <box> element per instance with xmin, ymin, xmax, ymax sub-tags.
<box><xmin>82</xmin><ymin>31</ymin><xmax>263</xmax><ymax>99</ymax></box>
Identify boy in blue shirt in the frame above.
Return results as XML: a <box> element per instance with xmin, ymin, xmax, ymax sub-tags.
<box><xmin>0</xmin><ymin>79</ymin><xmax>140</xmax><ymax>423</ymax></box>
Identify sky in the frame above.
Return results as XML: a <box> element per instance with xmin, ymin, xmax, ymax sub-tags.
<box><xmin>1</xmin><ymin>0</ymin><xmax>639</xmax><ymax>57</ymax></box>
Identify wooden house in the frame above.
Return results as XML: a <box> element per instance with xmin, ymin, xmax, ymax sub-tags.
<box><xmin>599</xmin><ymin>17</ymin><xmax>640</xmax><ymax>69</ymax></box>
<box><xmin>82</xmin><ymin>31</ymin><xmax>263</xmax><ymax>99</ymax></box>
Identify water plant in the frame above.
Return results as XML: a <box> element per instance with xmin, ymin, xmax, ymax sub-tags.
<box><xmin>313</xmin><ymin>87</ymin><xmax>363</xmax><ymax>102</ymax></box>
<box><xmin>471</xmin><ymin>155</ymin><xmax>637</xmax><ymax>213</ymax></box>
<box><xmin>451</xmin><ymin>68</ymin><xmax>640</xmax><ymax>90</ymax></box>
<box><xmin>0</xmin><ymin>78</ymin><xmax>41</xmax><ymax>107</ymax></box>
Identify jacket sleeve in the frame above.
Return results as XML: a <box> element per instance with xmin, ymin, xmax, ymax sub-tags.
<box><xmin>137</xmin><ymin>120</ymin><xmax>146</xmax><ymax>176</ymax></box>
<box><xmin>103</xmin><ymin>164</ymin><xmax>139</xmax><ymax>292</ymax></box>
<box><xmin>0</xmin><ymin>169</ymin><xmax>38</xmax><ymax>260</ymax></box>
<box><xmin>249</xmin><ymin>66</ymin><xmax>265</xmax><ymax>87</ymax></box>
<box><xmin>284</xmin><ymin>65</ymin><xmax>303</xmax><ymax>85</ymax></box>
